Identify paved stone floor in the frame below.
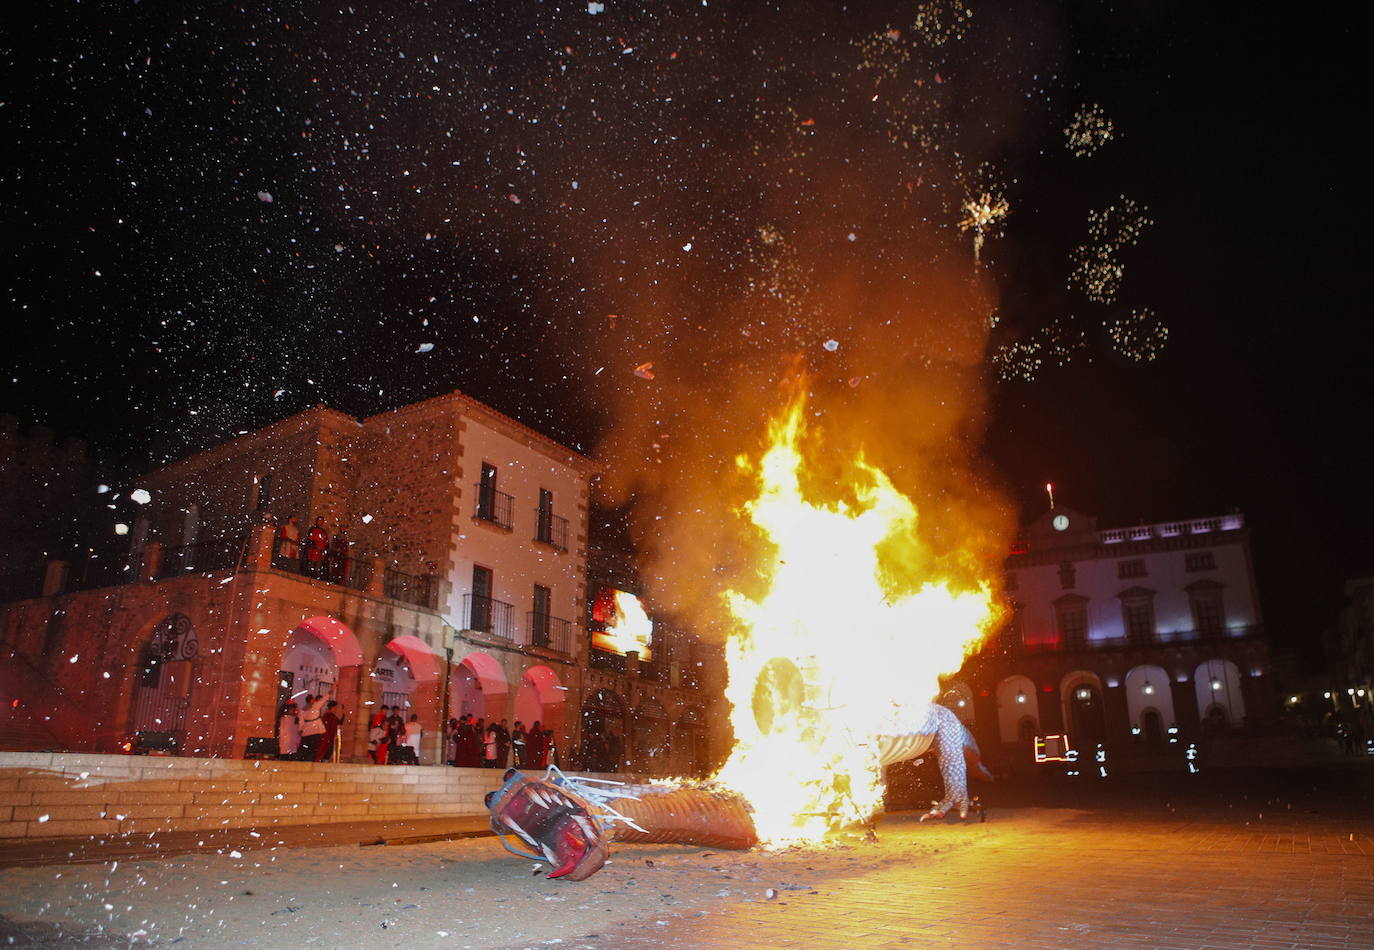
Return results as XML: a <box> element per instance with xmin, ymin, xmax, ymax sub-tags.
<box><xmin>0</xmin><ymin>765</ymin><xmax>1370</xmax><ymax>949</ymax></box>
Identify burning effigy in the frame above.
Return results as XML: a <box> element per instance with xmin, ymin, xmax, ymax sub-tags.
<box><xmin>489</xmin><ymin>391</ymin><xmax>1001</xmax><ymax>879</ymax></box>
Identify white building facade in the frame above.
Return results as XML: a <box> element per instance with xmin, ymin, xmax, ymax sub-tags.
<box><xmin>953</xmin><ymin>507</ymin><xmax>1273</xmax><ymax>770</ymax></box>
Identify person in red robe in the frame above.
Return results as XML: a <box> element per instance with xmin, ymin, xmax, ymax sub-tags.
<box><xmin>305</xmin><ymin>517</ymin><xmax>328</xmax><ymax>577</ymax></box>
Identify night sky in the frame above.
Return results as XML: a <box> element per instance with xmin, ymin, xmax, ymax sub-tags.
<box><xmin>3</xmin><ymin>2</ymin><xmax>1365</xmax><ymax>658</ymax></box>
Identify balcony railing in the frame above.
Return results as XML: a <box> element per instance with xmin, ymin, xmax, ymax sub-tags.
<box><xmin>62</xmin><ymin>553</ymin><xmax>137</xmax><ymax>593</ymax></box>
<box><xmin>465</xmin><ymin>592</ymin><xmax>515</xmax><ymax>641</ymax></box>
<box><xmin>474</xmin><ymin>484</ymin><xmax>514</xmax><ymax>529</ymax></box>
<box><xmin>271</xmin><ymin>536</ymin><xmax>371</xmax><ymax>593</ymax></box>
<box><xmin>533</xmin><ymin>510</ymin><xmax>569</xmax><ymax>551</ymax></box>
<box><xmin>155</xmin><ymin>538</ymin><xmax>243</xmax><ymax>579</ymax></box>
<box><xmin>526</xmin><ymin>611</ymin><xmax>572</xmax><ymax>653</ymax></box>
<box><xmin>384</xmin><ymin>567</ymin><xmax>439</xmax><ymax>609</ymax></box>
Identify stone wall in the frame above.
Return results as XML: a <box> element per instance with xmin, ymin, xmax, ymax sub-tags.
<box><xmin>351</xmin><ymin>399</ymin><xmax>462</xmax><ymax>580</ymax></box>
<box><xmin>141</xmin><ymin>408</ymin><xmax>342</xmax><ymax>546</ymax></box>
<box><xmin>0</xmin><ymin>751</ymin><xmax>633</xmax><ymax>841</ymax></box>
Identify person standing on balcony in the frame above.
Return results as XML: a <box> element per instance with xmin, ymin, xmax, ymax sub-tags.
<box><xmin>277</xmin><ymin>516</ymin><xmax>300</xmax><ymax>563</ymax></box>
<box><xmin>327</xmin><ymin>531</ymin><xmax>350</xmax><ymax>584</ymax></box>
<box><xmin>304</xmin><ymin>518</ymin><xmax>329</xmax><ymax>578</ymax></box>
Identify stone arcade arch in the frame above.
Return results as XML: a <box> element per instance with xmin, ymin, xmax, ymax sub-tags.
<box><xmin>279</xmin><ymin>616</ymin><xmax>363</xmax><ymax>712</ymax></box>
<box><xmin>1124</xmin><ymin>665</ymin><xmax>1176</xmax><ymax>740</ymax></box>
<box><xmin>130</xmin><ymin>613</ymin><xmax>198</xmax><ymax>750</ymax></box>
<box><xmin>1195</xmin><ymin>658</ymin><xmax>1246</xmax><ymax>733</ymax></box>
<box><xmin>372</xmin><ymin>650</ymin><xmax>417</xmax><ymax>713</ymax></box>
<box><xmin>449</xmin><ymin>650</ymin><xmax>510</xmax><ymax>722</ymax></box>
<box><xmin>1060</xmin><ymin>670</ymin><xmax>1107</xmax><ymax>750</ymax></box>
<box><xmin>995</xmin><ymin>674</ymin><xmax>1040</xmax><ymax>745</ymax></box>
<box><xmin>513</xmin><ymin>664</ymin><xmax>567</xmax><ymax>742</ymax></box>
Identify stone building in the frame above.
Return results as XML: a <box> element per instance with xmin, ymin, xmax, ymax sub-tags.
<box><xmin>0</xmin><ymin>391</ymin><xmax>676</xmax><ymax>768</ymax></box>
<box><xmin>950</xmin><ymin>506</ymin><xmax>1273</xmax><ymax>769</ymax></box>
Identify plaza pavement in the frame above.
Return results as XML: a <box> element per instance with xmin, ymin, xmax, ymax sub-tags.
<box><xmin>0</xmin><ymin>763</ymin><xmax>1370</xmax><ymax>949</ymax></box>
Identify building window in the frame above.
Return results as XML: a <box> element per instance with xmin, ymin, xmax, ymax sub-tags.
<box><xmin>1053</xmin><ymin>596</ymin><xmax>1089</xmax><ymax>649</ymax></box>
<box><xmin>1058</xmin><ymin>560</ymin><xmax>1077</xmax><ymax>590</ymax></box>
<box><xmin>1187</xmin><ymin>581</ymin><xmax>1226</xmax><ymax>638</ymax></box>
<box><xmin>470</xmin><ymin>565</ymin><xmax>495</xmax><ymax>632</ymax></box>
<box><xmin>1117</xmin><ymin>559</ymin><xmax>1147</xmax><ymax>579</ymax></box>
<box><xmin>1186</xmin><ymin>552</ymin><xmax>1216</xmax><ymax>572</ymax></box>
<box><xmin>474</xmin><ymin>463</ymin><xmax>514</xmax><ymax>529</ymax></box>
<box><xmin>532</xmin><ymin>584</ymin><xmax>552</xmax><ymax>648</ymax></box>
<box><xmin>533</xmin><ymin>488</ymin><xmax>568</xmax><ymax>550</ymax></box>
<box><xmin>477</xmin><ymin>463</ymin><xmax>498</xmax><ymax>520</ymax></box>
<box><xmin>1118</xmin><ymin>587</ymin><xmax>1156</xmax><ymax>644</ymax></box>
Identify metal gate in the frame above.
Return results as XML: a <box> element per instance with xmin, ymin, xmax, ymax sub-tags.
<box><xmin>130</xmin><ymin>613</ymin><xmax>198</xmax><ymax>749</ymax></box>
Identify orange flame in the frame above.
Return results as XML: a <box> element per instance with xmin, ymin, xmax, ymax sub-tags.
<box><xmin>711</xmin><ymin>392</ymin><xmax>1000</xmax><ymax>844</ymax></box>
<box><xmin>594</xmin><ymin>589</ymin><xmax>655</xmax><ymax>660</ymax></box>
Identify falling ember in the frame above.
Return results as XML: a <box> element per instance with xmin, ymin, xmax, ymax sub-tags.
<box><xmin>710</xmin><ymin>393</ymin><xmax>999</xmax><ymax>844</ymax></box>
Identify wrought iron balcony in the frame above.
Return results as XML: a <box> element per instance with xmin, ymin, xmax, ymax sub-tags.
<box><xmin>384</xmin><ymin>567</ymin><xmax>439</xmax><ymax>609</ymax></box>
<box><xmin>465</xmin><ymin>592</ymin><xmax>514</xmax><ymax>641</ymax></box>
<box><xmin>526</xmin><ymin>611</ymin><xmax>573</xmax><ymax>653</ymax></box>
<box><xmin>473</xmin><ymin>484</ymin><xmax>514</xmax><ymax>529</ymax></box>
<box><xmin>157</xmin><ymin>538</ymin><xmax>243</xmax><ymax>579</ymax></box>
<box><xmin>533</xmin><ymin>510</ymin><xmax>569</xmax><ymax>551</ymax></box>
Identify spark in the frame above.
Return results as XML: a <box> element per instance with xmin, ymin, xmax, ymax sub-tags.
<box><xmin>1068</xmin><ymin>196</ymin><xmax>1152</xmax><ymax>304</ymax></box>
<box><xmin>1105</xmin><ymin>308</ymin><xmax>1169</xmax><ymax>362</ymax></box>
<box><xmin>1064</xmin><ymin>103</ymin><xmax>1115</xmax><ymax>158</ymax></box>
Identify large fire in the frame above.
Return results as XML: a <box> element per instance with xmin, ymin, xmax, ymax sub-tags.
<box><xmin>711</xmin><ymin>394</ymin><xmax>1000</xmax><ymax>844</ymax></box>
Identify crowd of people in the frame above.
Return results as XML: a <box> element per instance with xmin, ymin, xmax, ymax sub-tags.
<box><xmin>275</xmin><ymin>701</ymin><xmax>573</xmax><ymax>770</ymax></box>
<box><xmin>275</xmin><ymin>514</ymin><xmax>353</xmax><ymax>583</ymax></box>
<box><xmin>444</xmin><ymin>714</ymin><xmax>557</xmax><ymax>769</ymax></box>
<box><xmin>275</xmin><ymin>695</ymin><xmax>345</xmax><ymax>761</ymax></box>
<box><xmin>366</xmin><ymin>705</ymin><xmax>424</xmax><ymax>764</ymax></box>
